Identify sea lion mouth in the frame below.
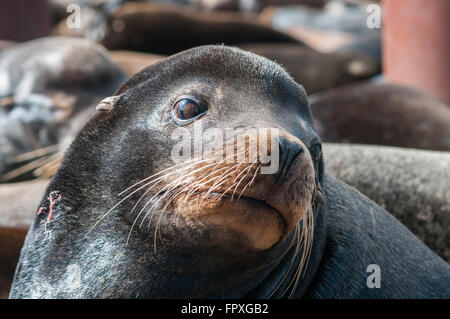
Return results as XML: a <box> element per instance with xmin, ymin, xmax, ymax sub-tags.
<box><xmin>168</xmin><ymin>182</ymin><xmax>311</xmax><ymax>250</ymax></box>
<box><xmin>191</xmin><ymin>190</ymin><xmax>288</xmax><ymax>235</ymax></box>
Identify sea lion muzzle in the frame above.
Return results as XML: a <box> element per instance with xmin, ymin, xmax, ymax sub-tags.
<box><xmin>162</xmin><ymin>126</ymin><xmax>317</xmax><ymax>250</ymax></box>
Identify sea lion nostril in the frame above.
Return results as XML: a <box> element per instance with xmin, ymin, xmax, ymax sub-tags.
<box><xmin>277</xmin><ymin>136</ymin><xmax>304</xmax><ymax>179</ymax></box>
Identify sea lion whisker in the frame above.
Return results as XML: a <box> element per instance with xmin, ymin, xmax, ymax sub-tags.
<box><xmin>196</xmin><ymin>167</ymin><xmax>244</xmax><ymax>209</ymax></box>
<box><xmin>173</xmin><ymin>165</ymin><xmax>231</xmax><ymax>208</ymax></box>
<box><xmin>302</xmin><ymin>206</ymin><xmax>315</xmax><ymax>272</ymax></box>
<box><xmin>165</xmin><ymin>155</ymin><xmax>233</xmax><ymax>181</ymax></box>
<box><xmin>87</xmin><ymin>173</ymin><xmax>178</xmax><ymax>237</ymax></box>
<box><xmin>285</xmin><ymin>204</ymin><xmax>315</xmax><ymax>298</ymax></box>
<box><xmin>159</xmin><ymin>180</ymin><xmax>204</xmax><ymax>221</ymax></box>
<box><xmin>283</xmin><ymin>227</ymin><xmax>305</xmax><ymax>298</ymax></box>
<box><xmin>216</xmin><ymin>181</ymin><xmax>239</xmax><ymax>202</ymax></box>
<box><xmin>143</xmin><ymin>187</ymin><xmax>176</xmax><ymax>253</ymax></box>
<box><xmin>215</xmin><ymin>162</ymin><xmax>248</xmax><ymax>201</ymax></box>
<box><xmin>136</xmin><ymin>174</ymin><xmax>192</xmax><ymax>229</ymax></box>
<box><xmin>279</xmin><ymin>184</ymin><xmax>317</xmax><ymax>298</ymax></box>
<box><xmin>118</xmin><ymin>157</ymin><xmax>215</xmax><ymax>196</ymax></box>
<box><xmin>120</xmin><ymin>154</ymin><xmax>229</xmax><ymax>196</ymax></box>
<box><xmin>267</xmin><ymin>224</ymin><xmax>301</xmax><ymax>298</ymax></box>
<box><xmin>128</xmin><ymin>147</ymin><xmax>239</xmax><ymax>192</ymax></box>
<box><xmin>125</xmin><ymin>183</ymin><xmax>164</xmax><ymax>245</ymax></box>
<box><xmin>124</xmin><ymin>157</ymin><xmax>218</xmax><ymax>238</ymax></box>
<box><xmin>197</xmin><ymin>161</ymin><xmax>254</xmax><ymax>207</ymax></box>
<box><xmin>251</xmin><ymin>223</ymin><xmax>299</xmax><ymax>272</ymax></box>
<box><xmin>127</xmin><ymin>186</ymin><xmax>174</xmax><ymax>246</ymax></box>
<box><xmin>237</xmin><ymin>163</ymin><xmax>262</xmax><ymax>200</ymax></box>
<box><xmin>193</xmin><ymin>163</ymin><xmax>244</xmax><ymax>205</ymax></box>
<box><xmin>173</xmin><ymin>151</ymin><xmax>248</xmax><ymax>208</ymax></box>
<box><xmin>231</xmin><ymin>164</ymin><xmax>255</xmax><ymax>201</ymax></box>
<box><xmin>170</xmin><ymin>152</ymin><xmax>240</xmax><ymax>184</ymax></box>
<box><xmin>153</xmin><ymin>207</ymin><xmax>168</xmax><ymax>252</ymax></box>
<box><xmin>118</xmin><ymin>159</ymin><xmax>204</xmax><ymax>195</ymax></box>
<box><xmin>204</xmin><ymin>162</ymin><xmax>245</xmax><ymax>193</ymax></box>
<box><xmin>183</xmin><ymin>157</ymin><xmax>233</xmax><ymax>186</ymax></box>
<box><xmin>273</xmin><ymin>215</ymin><xmax>307</xmax><ymax>298</ymax></box>
<box><xmin>127</xmin><ymin>174</ymin><xmax>196</xmax><ymax>245</ymax></box>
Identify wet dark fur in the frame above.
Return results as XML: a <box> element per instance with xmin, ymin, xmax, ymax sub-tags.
<box><xmin>10</xmin><ymin>46</ymin><xmax>450</xmax><ymax>298</ymax></box>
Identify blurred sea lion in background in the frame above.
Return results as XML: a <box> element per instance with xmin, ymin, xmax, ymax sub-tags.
<box><xmin>310</xmin><ymin>83</ymin><xmax>450</xmax><ymax>151</ymax></box>
<box><xmin>51</xmin><ymin>0</ymin><xmax>381</xmax><ymax>93</ymax></box>
<box><xmin>50</xmin><ymin>0</ymin><xmax>380</xmax><ymax>62</ymax></box>
<box><xmin>99</xmin><ymin>2</ymin><xmax>303</xmax><ymax>55</ymax></box>
<box><xmin>262</xmin><ymin>0</ymin><xmax>379</xmax><ymax>35</ymax></box>
<box><xmin>239</xmin><ymin>43</ymin><xmax>379</xmax><ymax>93</ymax></box>
<box><xmin>324</xmin><ymin>143</ymin><xmax>450</xmax><ymax>263</ymax></box>
<box><xmin>52</xmin><ymin>1</ymin><xmax>305</xmax><ymax>51</ymax></box>
<box><xmin>260</xmin><ymin>0</ymin><xmax>381</xmax><ymax>61</ymax></box>
<box><xmin>335</xmin><ymin>32</ymin><xmax>381</xmax><ymax>64</ymax></box>
<box><xmin>0</xmin><ymin>37</ymin><xmax>126</xmax><ymax>182</ymax></box>
<box><xmin>109</xmin><ymin>50</ymin><xmax>165</xmax><ymax>77</ymax></box>
<box><xmin>50</xmin><ymin>0</ymin><xmax>126</xmax><ymax>41</ymax></box>
<box><xmin>190</xmin><ymin>0</ymin><xmax>327</xmax><ymax>12</ymax></box>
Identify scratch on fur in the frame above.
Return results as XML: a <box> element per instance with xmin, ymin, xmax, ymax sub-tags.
<box><xmin>37</xmin><ymin>191</ymin><xmax>62</xmax><ymax>223</ymax></box>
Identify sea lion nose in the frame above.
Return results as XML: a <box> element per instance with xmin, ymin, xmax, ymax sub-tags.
<box><xmin>276</xmin><ymin>136</ymin><xmax>304</xmax><ymax>179</ymax></box>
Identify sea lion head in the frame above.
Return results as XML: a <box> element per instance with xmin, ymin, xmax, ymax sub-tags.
<box><xmin>11</xmin><ymin>45</ymin><xmax>324</xmax><ymax>298</ymax></box>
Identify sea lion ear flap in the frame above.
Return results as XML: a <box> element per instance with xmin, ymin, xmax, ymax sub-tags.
<box><xmin>96</xmin><ymin>95</ymin><xmax>122</xmax><ymax>112</ymax></box>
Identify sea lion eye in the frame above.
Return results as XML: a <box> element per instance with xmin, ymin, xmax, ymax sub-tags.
<box><xmin>172</xmin><ymin>98</ymin><xmax>207</xmax><ymax>122</ymax></box>
<box><xmin>310</xmin><ymin>144</ymin><xmax>322</xmax><ymax>163</ymax></box>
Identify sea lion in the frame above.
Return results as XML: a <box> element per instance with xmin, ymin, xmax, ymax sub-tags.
<box><xmin>109</xmin><ymin>50</ymin><xmax>165</xmax><ymax>77</ymax></box>
<box><xmin>190</xmin><ymin>0</ymin><xmax>327</xmax><ymax>12</ymax></box>
<box><xmin>324</xmin><ymin>143</ymin><xmax>450</xmax><ymax>263</ymax></box>
<box><xmin>238</xmin><ymin>43</ymin><xmax>380</xmax><ymax>93</ymax></box>
<box><xmin>261</xmin><ymin>0</ymin><xmax>380</xmax><ymax>35</ymax></box>
<box><xmin>0</xmin><ymin>36</ymin><xmax>126</xmax><ymax>181</ymax></box>
<box><xmin>335</xmin><ymin>32</ymin><xmax>382</xmax><ymax>64</ymax></box>
<box><xmin>99</xmin><ymin>2</ymin><xmax>303</xmax><ymax>55</ymax></box>
<box><xmin>10</xmin><ymin>46</ymin><xmax>450</xmax><ymax>298</ymax></box>
<box><xmin>309</xmin><ymin>82</ymin><xmax>450</xmax><ymax>151</ymax></box>
<box><xmin>259</xmin><ymin>1</ymin><xmax>381</xmax><ymax>54</ymax></box>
